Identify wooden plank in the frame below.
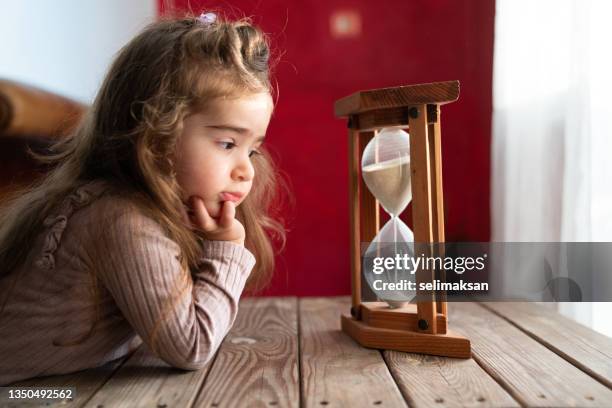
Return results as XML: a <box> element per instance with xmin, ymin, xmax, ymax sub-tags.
<box><xmin>83</xmin><ymin>344</ymin><xmax>213</xmax><ymax>408</ymax></box>
<box><xmin>384</xmin><ymin>351</ymin><xmax>519</xmax><ymax>407</ymax></box>
<box><xmin>450</xmin><ymin>302</ymin><xmax>612</xmax><ymax>407</ymax></box>
<box><xmin>302</xmin><ymin>297</ymin><xmax>407</xmax><ymax>407</ymax></box>
<box><xmin>348</xmin><ymin>128</ymin><xmax>362</xmax><ymax>314</ymax></box>
<box><xmin>482</xmin><ymin>302</ymin><xmax>612</xmax><ymax>388</ymax></box>
<box><xmin>407</xmin><ymin>106</ymin><xmax>433</xmax><ymax>237</ymax></box>
<box><xmin>351</xmin><ymin>107</ymin><xmax>410</xmax><ymax>132</ymax></box>
<box><xmin>193</xmin><ymin>297</ymin><xmax>300</xmax><ymax>407</ymax></box>
<box><xmin>335</xmin><ymin>81</ymin><xmax>460</xmax><ymax>116</ymax></box>
<box><xmin>426</xmin><ymin>105</ymin><xmax>445</xmax><ymax>244</ymax></box>
<box><xmin>358</xmin><ymin>130</ymin><xmax>380</xmax><ymax>303</ymax></box>
<box><xmin>358</xmin><ymin>131</ymin><xmax>380</xmax><ymax>255</ymax></box>
<box><xmin>351</xmin><ymin>105</ymin><xmax>439</xmax><ymax>132</ymax></box>
<box><xmin>427</xmin><ymin>106</ymin><xmax>447</xmax><ymax>318</ymax></box>
<box><xmin>349</xmin><ymin>129</ymin><xmax>380</xmax><ymax>313</ymax></box>
<box><xmin>408</xmin><ymin>104</ymin><xmax>437</xmax><ymax>334</ymax></box>
<box><xmin>5</xmin><ymin>354</ymin><xmax>129</xmax><ymax>408</ymax></box>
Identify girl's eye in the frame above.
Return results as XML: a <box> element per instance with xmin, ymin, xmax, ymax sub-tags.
<box><xmin>219</xmin><ymin>141</ymin><xmax>236</xmax><ymax>150</ymax></box>
<box><xmin>249</xmin><ymin>149</ymin><xmax>261</xmax><ymax>158</ymax></box>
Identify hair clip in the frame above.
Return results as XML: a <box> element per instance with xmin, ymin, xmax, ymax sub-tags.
<box><xmin>198</xmin><ymin>12</ymin><xmax>217</xmax><ymax>25</ymax></box>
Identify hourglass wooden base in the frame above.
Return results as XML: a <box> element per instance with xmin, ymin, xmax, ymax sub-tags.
<box><xmin>341</xmin><ymin>312</ymin><xmax>471</xmax><ymax>359</ymax></box>
<box><xmin>335</xmin><ymin>81</ymin><xmax>472</xmax><ymax>359</ymax></box>
<box><xmin>358</xmin><ymin>302</ymin><xmax>448</xmax><ymax>333</ymax></box>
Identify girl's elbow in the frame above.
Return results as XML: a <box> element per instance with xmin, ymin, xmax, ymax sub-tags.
<box><xmin>174</xmin><ymin>358</ymin><xmax>210</xmax><ymax>371</ymax></box>
<box><xmin>152</xmin><ymin>315</ymin><xmax>228</xmax><ymax>370</ymax></box>
<box><xmin>164</xmin><ymin>338</ymin><xmax>219</xmax><ymax>370</ymax></box>
<box><xmin>167</xmin><ymin>350</ymin><xmax>215</xmax><ymax>371</ymax></box>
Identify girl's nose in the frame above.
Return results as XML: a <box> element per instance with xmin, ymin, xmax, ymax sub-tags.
<box><xmin>232</xmin><ymin>155</ymin><xmax>255</xmax><ymax>182</ymax></box>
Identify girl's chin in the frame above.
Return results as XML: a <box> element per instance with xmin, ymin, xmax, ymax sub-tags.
<box><xmin>205</xmin><ymin>199</ymin><xmax>243</xmax><ymax>219</ymax></box>
<box><xmin>207</xmin><ymin>204</ymin><xmax>222</xmax><ymax>219</ymax></box>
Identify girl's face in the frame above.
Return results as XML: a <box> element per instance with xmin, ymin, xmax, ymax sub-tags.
<box><xmin>175</xmin><ymin>92</ymin><xmax>274</xmax><ymax>218</ymax></box>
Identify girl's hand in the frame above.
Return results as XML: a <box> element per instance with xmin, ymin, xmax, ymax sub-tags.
<box><xmin>187</xmin><ymin>196</ymin><xmax>245</xmax><ymax>246</ymax></box>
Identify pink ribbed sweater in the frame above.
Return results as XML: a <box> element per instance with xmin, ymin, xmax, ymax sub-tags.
<box><xmin>0</xmin><ymin>181</ymin><xmax>255</xmax><ymax>385</ymax></box>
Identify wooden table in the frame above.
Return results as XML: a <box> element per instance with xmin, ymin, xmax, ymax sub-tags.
<box><xmin>5</xmin><ymin>297</ymin><xmax>612</xmax><ymax>407</ymax></box>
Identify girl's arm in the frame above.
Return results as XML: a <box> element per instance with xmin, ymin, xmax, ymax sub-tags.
<box><xmin>94</xmin><ymin>209</ymin><xmax>255</xmax><ymax>370</ymax></box>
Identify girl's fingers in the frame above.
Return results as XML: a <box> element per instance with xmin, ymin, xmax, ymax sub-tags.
<box><xmin>192</xmin><ymin>196</ymin><xmax>216</xmax><ymax>232</ymax></box>
<box><xmin>218</xmin><ymin>200</ymin><xmax>236</xmax><ymax>228</ymax></box>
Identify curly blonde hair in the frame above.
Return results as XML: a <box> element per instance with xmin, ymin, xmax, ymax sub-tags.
<box><xmin>0</xmin><ymin>14</ymin><xmax>286</xmax><ymax>300</ymax></box>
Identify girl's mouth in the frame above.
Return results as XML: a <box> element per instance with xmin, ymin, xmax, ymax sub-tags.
<box><xmin>220</xmin><ymin>192</ymin><xmax>244</xmax><ymax>202</ymax></box>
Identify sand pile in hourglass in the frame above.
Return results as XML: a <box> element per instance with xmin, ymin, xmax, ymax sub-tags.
<box><xmin>362</xmin><ymin>156</ymin><xmax>412</xmax><ymax>216</ymax></box>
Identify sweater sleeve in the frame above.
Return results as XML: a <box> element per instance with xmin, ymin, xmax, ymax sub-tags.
<box><xmin>92</xmin><ymin>210</ymin><xmax>255</xmax><ymax>370</ymax></box>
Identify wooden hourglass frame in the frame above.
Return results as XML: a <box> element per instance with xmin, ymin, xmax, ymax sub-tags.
<box><xmin>334</xmin><ymin>81</ymin><xmax>471</xmax><ymax>358</ymax></box>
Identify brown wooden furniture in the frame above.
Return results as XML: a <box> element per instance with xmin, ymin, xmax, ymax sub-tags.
<box><xmin>4</xmin><ymin>297</ymin><xmax>611</xmax><ymax>407</ymax></box>
<box><xmin>334</xmin><ymin>81</ymin><xmax>470</xmax><ymax>358</ymax></box>
<box><xmin>0</xmin><ymin>79</ymin><xmax>85</xmax><ymax>202</ymax></box>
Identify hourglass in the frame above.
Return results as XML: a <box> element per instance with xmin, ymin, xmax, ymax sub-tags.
<box><xmin>335</xmin><ymin>81</ymin><xmax>471</xmax><ymax>358</ymax></box>
<box><xmin>361</xmin><ymin>128</ymin><xmax>415</xmax><ymax>308</ymax></box>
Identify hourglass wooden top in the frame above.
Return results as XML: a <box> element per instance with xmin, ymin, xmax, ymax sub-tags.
<box><xmin>334</xmin><ymin>80</ymin><xmax>459</xmax><ymax>117</ymax></box>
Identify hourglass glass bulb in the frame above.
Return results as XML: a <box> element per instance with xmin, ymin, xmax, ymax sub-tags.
<box><xmin>362</xmin><ymin>217</ymin><xmax>416</xmax><ymax>307</ymax></box>
<box><xmin>361</xmin><ymin>128</ymin><xmax>412</xmax><ymax>217</ymax></box>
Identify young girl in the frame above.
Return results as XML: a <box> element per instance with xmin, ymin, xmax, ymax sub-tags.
<box><xmin>0</xmin><ymin>12</ymin><xmax>285</xmax><ymax>385</ymax></box>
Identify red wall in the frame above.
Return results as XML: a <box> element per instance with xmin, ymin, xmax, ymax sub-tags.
<box><xmin>161</xmin><ymin>0</ymin><xmax>495</xmax><ymax>296</ymax></box>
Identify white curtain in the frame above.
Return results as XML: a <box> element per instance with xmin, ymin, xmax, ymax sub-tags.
<box><xmin>492</xmin><ymin>0</ymin><xmax>612</xmax><ymax>335</ymax></box>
